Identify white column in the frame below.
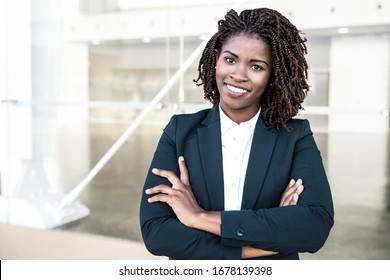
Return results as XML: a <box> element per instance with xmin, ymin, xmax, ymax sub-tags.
<box><xmin>57</xmin><ymin>43</ymin><xmax>89</xmax><ymax>122</ymax></box>
<box><xmin>0</xmin><ymin>0</ymin><xmax>90</xmax><ymax>228</ymax></box>
<box><xmin>328</xmin><ymin>35</ymin><xmax>390</xmax><ymax>133</ymax></box>
<box><xmin>0</xmin><ymin>0</ymin><xmax>32</xmax><ymax>198</ymax></box>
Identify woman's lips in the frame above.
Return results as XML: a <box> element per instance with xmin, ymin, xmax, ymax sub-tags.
<box><xmin>226</xmin><ymin>84</ymin><xmax>248</xmax><ymax>97</ymax></box>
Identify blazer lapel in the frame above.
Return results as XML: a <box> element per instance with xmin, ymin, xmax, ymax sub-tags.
<box><xmin>241</xmin><ymin>116</ymin><xmax>278</xmax><ymax>209</ymax></box>
<box><xmin>197</xmin><ymin>106</ymin><xmax>225</xmax><ymax>211</ymax></box>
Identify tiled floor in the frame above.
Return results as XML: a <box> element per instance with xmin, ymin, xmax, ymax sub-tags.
<box><xmin>0</xmin><ymin>223</ymin><xmax>163</xmax><ymax>260</ymax></box>
<box><xmin>3</xmin><ymin>112</ymin><xmax>390</xmax><ymax>259</ymax></box>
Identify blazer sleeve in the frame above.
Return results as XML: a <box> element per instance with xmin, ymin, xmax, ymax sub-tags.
<box><xmin>220</xmin><ymin>119</ymin><xmax>334</xmax><ymax>254</ymax></box>
<box><xmin>139</xmin><ymin>115</ymin><xmax>241</xmax><ymax>260</ymax></box>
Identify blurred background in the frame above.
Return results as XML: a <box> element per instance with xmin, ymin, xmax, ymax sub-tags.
<box><xmin>0</xmin><ymin>0</ymin><xmax>389</xmax><ymax>259</ymax></box>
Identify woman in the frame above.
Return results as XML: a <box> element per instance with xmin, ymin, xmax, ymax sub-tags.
<box><xmin>139</xmin><ymin>7</ymin><xmax>334</xmax><ymax>260</ymax></box>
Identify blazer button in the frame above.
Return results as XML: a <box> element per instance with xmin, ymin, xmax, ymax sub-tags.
<box><xmin>237</xmin><ymin>229</ymin><xmax>244</xmax><ymax>237</ymax></box>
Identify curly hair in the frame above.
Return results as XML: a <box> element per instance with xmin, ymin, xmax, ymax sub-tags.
<box><xmin>194</xmin><ymin>8</ymin><xmax>309</xmax><ymax>129</ymax></box>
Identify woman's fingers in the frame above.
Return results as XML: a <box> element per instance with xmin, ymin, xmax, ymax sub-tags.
<box><xmin>279</xmin><ymin>179</ymin><xmax>295</xmax><ymax>206</ymax></box>
<box><xmin>147</xmin><ymin>156</ymin><xmax>192</xmax><ymax>204</ymax></box>
<box><xmin>178</xmin><ymin>156</ymin><xmax>190</xmax><ymax>187</ymax></box>
<box><xmin>241</xmin><ymin>246</ymin><xmax>279</xmax><ymax>259</ymax></box>
<box><xmin>152</xmin><ymin>167</ymin><xmax>181</xmax><ymax>188</ymax></box>
<box><xmin>145</xmin><ymin>184</ymin><xmax>173</xmax><ymax>196</ymax></box>
<box><xmin>279</xmin><ymin>178</ymin><xmax>304</xmax><ymax>206</ymax></box>
<box><xmin>146</xmin><ymin>159</ymin><xmax>204</xmax><ymax>228</ymax></box>
<box><xmin>151</xmin><ymin>156</ymin><xmax>190</xmax><ymax>189</ymax></box>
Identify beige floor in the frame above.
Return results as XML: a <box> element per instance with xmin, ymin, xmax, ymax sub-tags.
<box><xmin>0</xmin><ymin>224</ymin><xmax>164</xmax><ymax>260</ymax></box>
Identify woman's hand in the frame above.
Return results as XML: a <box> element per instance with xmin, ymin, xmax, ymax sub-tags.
<box><xmin>146</xmin><ymin>156</ymin><xmax>206</xmax><ymax>229</ymax></box>
<box><xmin>241</xmin><ymin>246</ymin><xmax>278</xmax><ymax>259</ymax></box>
<box><xmin>241</xmin><ymin>179</ymin><xmax>304</xmax><ymax>259</ymax></box>
<box><xmin>279</xmin><ymin>179</ymin><xmax>304</xmax><ymax>206</ymax></box>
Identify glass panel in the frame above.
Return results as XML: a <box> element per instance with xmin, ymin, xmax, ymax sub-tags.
<box><xmin>0</xmin><ymin>1</ymin><xmax>205</xmax><ymax>234</ymax></box>
<box><xmin>301</xmin><ymin>69</ymin><xmax>330</xmax><ymax>131</ymax></box>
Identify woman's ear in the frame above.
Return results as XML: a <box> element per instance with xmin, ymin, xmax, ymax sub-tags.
<box><xmin>214</xmin><ymin>49</ymin><xmax>220</xmax><ymax>60</ymax></box>
<box><xmin>214</xmin><ymin>49</ymin><xmax>220</xmax><ymax>68</ymax></box>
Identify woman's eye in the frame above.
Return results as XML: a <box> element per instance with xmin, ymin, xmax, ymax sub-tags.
<box><xmin>252</xmin><ymin>65</ymin><xmax>263</xmax><ymax>71</ymax></box>
<box><xmin>225</xmin><ymin>57</ymin><xmax>234</xmax><ymax>64</ymax></box>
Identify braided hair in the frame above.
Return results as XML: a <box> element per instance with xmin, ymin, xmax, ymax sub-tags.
<box><xmin>194</xmin><ymin>8</ymin><xmax>309</xmax><ymax>129</ymax></box>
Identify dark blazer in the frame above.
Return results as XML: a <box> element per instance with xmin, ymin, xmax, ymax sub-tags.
<box><xmin>140</xmin><ymin>104</ymin><xmax>334</xmax><ymax>260</ymax></box>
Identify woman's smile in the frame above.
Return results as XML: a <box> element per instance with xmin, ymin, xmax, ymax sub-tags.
<box><xmin>225</xmin><ymin>83</ymin><xmax>249</xmax><ymax>97</ymax></box>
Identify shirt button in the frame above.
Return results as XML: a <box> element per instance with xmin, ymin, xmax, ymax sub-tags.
<box><xmin>237</xmin><ymin>229</ymin><xmax>244</xmax><ymax>237</ymax></box>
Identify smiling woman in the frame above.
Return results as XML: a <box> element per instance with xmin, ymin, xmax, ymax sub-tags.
<box><xmin>139</xmin><ymin>7</ymin><xmax>334</xmax><ymax>260</ymax></box>
<box><xmin>215</xmin><ymin>35</ymin><xmax>272</xmax><ymax>123</ymax></box>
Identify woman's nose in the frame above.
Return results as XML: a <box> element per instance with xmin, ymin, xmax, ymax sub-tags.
<box><xmin>229</xmin><ymin>65</ymin><xmax>248</xmax><ymax>82</ymax></box>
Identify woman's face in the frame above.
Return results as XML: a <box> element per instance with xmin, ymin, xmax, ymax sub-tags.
<box><xmin>215</xmin><ymin>34</ymin><xmax>272</xmax><ymax>123</ymax></box>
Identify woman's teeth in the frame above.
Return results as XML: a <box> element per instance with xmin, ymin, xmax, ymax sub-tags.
<box><xmin>227</xmin><ymin>84</ymin><xmax>247</xmax><ymax>93</ymax></box>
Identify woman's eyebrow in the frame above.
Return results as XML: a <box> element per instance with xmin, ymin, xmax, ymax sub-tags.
<box><xmin>251</xmin><ymin>58</ymin><xmax>270</xmax><ymax>67</ymax></box>
<box><xmin>223</xmin><ymin>50</ymin><xmax>270</xmax><ymax>67</ymax></box>
<box><xmin>223</xmin><ymin>50</ymin><xmax>239</xmax><ymax>58</ymax></box>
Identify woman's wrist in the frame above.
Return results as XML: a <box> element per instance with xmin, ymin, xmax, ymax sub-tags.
<box><xmin>192</xmin><ymin>211</ymin><xmax>222</xmax><ymax>236</ymax></box>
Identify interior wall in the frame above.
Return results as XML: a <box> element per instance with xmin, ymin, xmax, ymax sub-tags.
<box><xmin>329</xmin><ymin>35</ymin><xmax>390</xmax><ymax>133</ymax></box>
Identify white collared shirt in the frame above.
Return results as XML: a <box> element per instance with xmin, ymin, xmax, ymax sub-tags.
<box><xmin>219</xmin><ymin>105</ymin><xmax>260</xmax><ymax>210</ymax></box>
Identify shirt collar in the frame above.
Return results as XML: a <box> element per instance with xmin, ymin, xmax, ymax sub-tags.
<box><xmin>219</xmin><ymin>104</ymin><xmax>260</xmax><ymax>136</ymax></box>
